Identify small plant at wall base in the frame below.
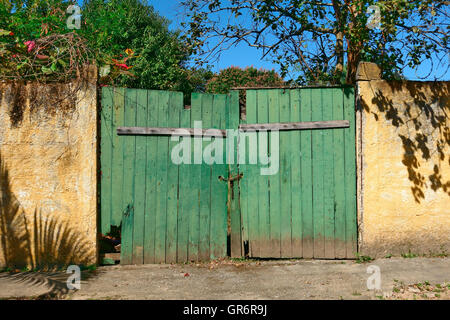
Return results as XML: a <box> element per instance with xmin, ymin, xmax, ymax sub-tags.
<box><xmin>401</xmin><ymin>251</ymin><xmax>418</xmax><ymax>259</ymax></box>
<box><xmin>355</xmin><ymin>253</ymin><xmax>374</xmax><ymax>263</ymax></box>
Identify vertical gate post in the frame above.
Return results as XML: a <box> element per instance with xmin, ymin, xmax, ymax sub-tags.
<box><xmin>227</xmin><ymin>91</ymin><xmax>243</xmax><ymax>258</ymax></box>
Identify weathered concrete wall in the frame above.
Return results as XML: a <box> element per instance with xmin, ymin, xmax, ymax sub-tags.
<box><xmin>0</xmin><ymin>76</ymin><xmax>97</xmax><ymax>268</ymax></box>
<box><xmin>357</xmin><ymin>63</ymin><xmax>450</xmax><ymax>257</ymax></box>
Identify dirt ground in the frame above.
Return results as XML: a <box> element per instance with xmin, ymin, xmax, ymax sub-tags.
<box><xmin>1</xmin><ymin>257</ymin><xmax>449</xmax><ymax>300</ymax></box>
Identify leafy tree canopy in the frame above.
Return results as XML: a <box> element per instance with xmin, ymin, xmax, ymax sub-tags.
<box><xmin>82</xmin><ymin>0</ymin><xmax>193</xmax><ymax>91</ymax></box>
<box><xmin>206</xmin><ymin>66</ymin><xmax>284</xmax><ymax>93</ymax></box>
<box><xmin>181</xmin><ymin>0</ymin><xmax>449</xmax><ymax>84</ymax></box>
<box><xmin>206</xmin><ymin>66</ymin><xmax>285</xmax><ymax>117</ymax></box>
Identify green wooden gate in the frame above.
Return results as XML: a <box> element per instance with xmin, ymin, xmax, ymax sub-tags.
<box><xmin>100</xmin><ymin>87</ymin><xmax>239</xmax><ymax>264</ymax></box>
<box><xmin>236</xmin><ymin>87</ymin><xmax>357</xmax><ymax>259</ymax></box>
<box><xmin>100</xmin><ymin>86</ymin><xmax>357</xmax><ymax>264</ymax></box>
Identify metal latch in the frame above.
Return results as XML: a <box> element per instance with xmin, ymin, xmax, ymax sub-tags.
<box><xmin>218</xmin><ymin>173</ymin><xmax>243</xmax><ymax>183</ymax></box>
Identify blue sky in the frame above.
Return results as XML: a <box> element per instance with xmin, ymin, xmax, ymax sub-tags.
<box><xmin>74</xmin><ymin>0</ymin><xmax>448</xmax><ymax>81</ymax></box>
<box><xmin>150</xmin><ymin>1</ymin><xmax>449</xmax><ymax>81</ymax></box>
<box><xmin>150</xmin><ymin>1</ymin><xmax>277</xmax><ymax>73</ymax></box>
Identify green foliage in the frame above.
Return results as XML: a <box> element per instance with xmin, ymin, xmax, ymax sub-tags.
<box><xmin>80</xmin><ymin>264</ymin><xmax>97</xmax><ymax>272</ymax></box>
<box><xmin>206</xmin><ymin>66</ymin><xmax>285</xmax><ymax>94</ymax></box>
<box><xmin>0</xmin><ymin>1</ymin><xmax>81</xmax><ymax>80</ymax></box>
<box><xmin>206</xmin><ymin>66</ymin><xmax>285</xmax><ymax>111</ymax></box>
<box><xmin>0</xmin><ymin>0</ymin><xmax>70</xmax><ymax>41</ymax></box>
<box><xmin>401</xmin><ymin>251</ymin><xmax>418</xmax><ymax>258</ymax></box>
<box><xmin>355</xmin><ymin>253</ymin><xmax>374</xmax><ymax>263</ymax></box>
<box><xmin>0</xmin><ymin>0</ymin><xmax>208</xmax><ymax>100</ymax></box>
<box><xmin>176</xmin><ymin>67</ymin><xmax>214</xmax><ymax>100</ymax></box>
<box><xmin>82</xmin><ymin>0</ymin><xmax>194</xmax><ymax>91</ymax></box>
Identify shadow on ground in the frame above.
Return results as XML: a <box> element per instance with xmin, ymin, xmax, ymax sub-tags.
<box><xmin>0</xmin><ymin>269</ymin><xmax>101</xmax><ymax>299</ymax></box>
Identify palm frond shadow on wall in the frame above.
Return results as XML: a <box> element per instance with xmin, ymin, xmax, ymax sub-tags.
<box><xmin>0</xmin><ymin>152</ymin><xmax>97</xmax><ymax>297</ymax></box>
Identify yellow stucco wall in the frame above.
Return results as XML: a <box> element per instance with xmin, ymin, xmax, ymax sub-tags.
<box><xmin>0</xmin><ymin>79</ymin><xmax>97</xmax><ymax>268</ymax></box>
<box><xmin>358</xmin><ymin>79</ymin><xmax>450</xmax><ymax>257</ymax></box>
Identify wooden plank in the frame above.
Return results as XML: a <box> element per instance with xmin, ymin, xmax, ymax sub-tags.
<box><xmin>144</xmin><ymin>91</ymin><xmax>159</xmax><ymax>264</ymax></box>
<box><xmin>257</xmin><ymin>90</ymin><xmax>271</xmax><ymax>257</ymax></box>
<box><xmin>120</xmin><ymin>205</ymin><xmax>134</xmax><ymax>265</ymax></box>
<box><xmin>121</xmin><ymin>88</ymin><xmax>137</xmax><ymax>265</ymax></box>
<box><xmin>237</xmin><ymin>94</ymin><xmax>249</xmax><ymax>257</ymax></box>
<box><xmin>279</xmin><ymin>89</ymin><xmax>292</xmax><ymax>258</ymax></box>
<box><xmin>132</xmin><ymin>89</ymin><xmax>148</xmax><ymax>265</ymax></box>
<box><xmin>268</xmin><ymin>89</ymin><xmax>281</xmax><ymax>258</ymax></box>
<box><xmin>344</xmin><ymin>87</ymin><xmax>357</xmax><ymax>258</ymax></box>
<box><xmin>239</xmin><ymin>120</ymin><xmax>349</xmax><ymax>131</ymax></box>
<box><xmin>154</xmin><ymin>91</ymin><xmax>170</xmax><ymax>263</ymax></box>
<box><xmin>177</xmin><ymin>106</ymin><xmax>191</xmax><ymax>262</ymax></box>
<box><xmin>290</xmin><ymin>89</ymin><xmax>303</xmax><ymax>257</ymax></box>
<box><xmin>188</xmin><ymin>93</ymin><xmax>201</xmax><ymax>261</ymax></box>
<box><xmin>231</xmin><ymin>85</ymin><xmax>353</xmax><ymax>90</ymax></box>
<box><xmin>228</xmin><ymin>91</ymin><xmax>242</xmax><ymax>258</ymax></box>
<box><xmin>210</xmin><ymin>94</ymin><xmax>228</xmax><ymax>259</ymax></box>
<box><xmin>117</xmin><ymin>127</ymin><xmax>226</xmax><ymax>137</ymax></box>
<box><xmin>199</xmin><ymin>94</ymin><xmax>213</xmax><ymax>261</ymax></box>
<box><xmin>245</xmin><ymin>90</ymin><xmax>260</xmax><ymax>257</ymax></box>
<box><xmin>322</xmin><ymin>88</ymin><xmax>336</xmax><ymax>259</ymax></box>
<box><xmin>300</xmin><ymin>89</ymin><xmax>314</xmax><ymax>258</ymax></box>
<box><xmin>119</xmin><ymin>120</ymin><xmax>350</xmax><ymax>137</ymax></box>
<box><xmin>312</xmin><ymin>88</ymin><xmax>325</xmax><ymax>258</ymax></box>
<box><xmin>333</xmin><ymin>88</ymin><xmax>347</xmax><ymax>258</ymax></box>
<box><xmin>166</xmin><ymin>92</ymin><xmax>182</xmax><ymax>263</ymax></box>
<box><xmin>111</xmin><ymin>87</ymin><xmax>125</xmax><ymax>227</ymax></box>
<box><xmin>230</xmin><ymin>178</ymin><xmax>241</xmax><ymax>258</ymax></box>
<box><xmin>100</xmin><ymin>87</ymin><xmax>113</xmax><ymax>235</ymax></box>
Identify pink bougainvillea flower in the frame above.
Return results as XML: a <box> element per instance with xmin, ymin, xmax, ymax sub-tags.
<box><xmin>115</xmin><ymin>63</ymin><xmax>131</xmax><ymax>70</ymax></box>
<box><xmin>24</xmin><ymin>40</ymin><xmax>36</xmax><ymax>52</ymax></box>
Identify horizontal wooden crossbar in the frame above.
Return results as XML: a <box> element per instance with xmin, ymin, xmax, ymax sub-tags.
<box><xmin>117</xmin><ymin>127</ymin><xmax>227</xmax><ymax>137</ymax></box>
<box><xmin>239</xmin><ymin>120</ymin><xmax>349</xmax><ymax>131</ymax></box>
<box><xmin>231</xmin><ymin>85</ymin><xmax>354</xmax><ymax>90</ymax></box>
<box><xmin>117</xmin><ymin>120</ymin><xmax>349</xmax><ymax>137</ymax></box>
